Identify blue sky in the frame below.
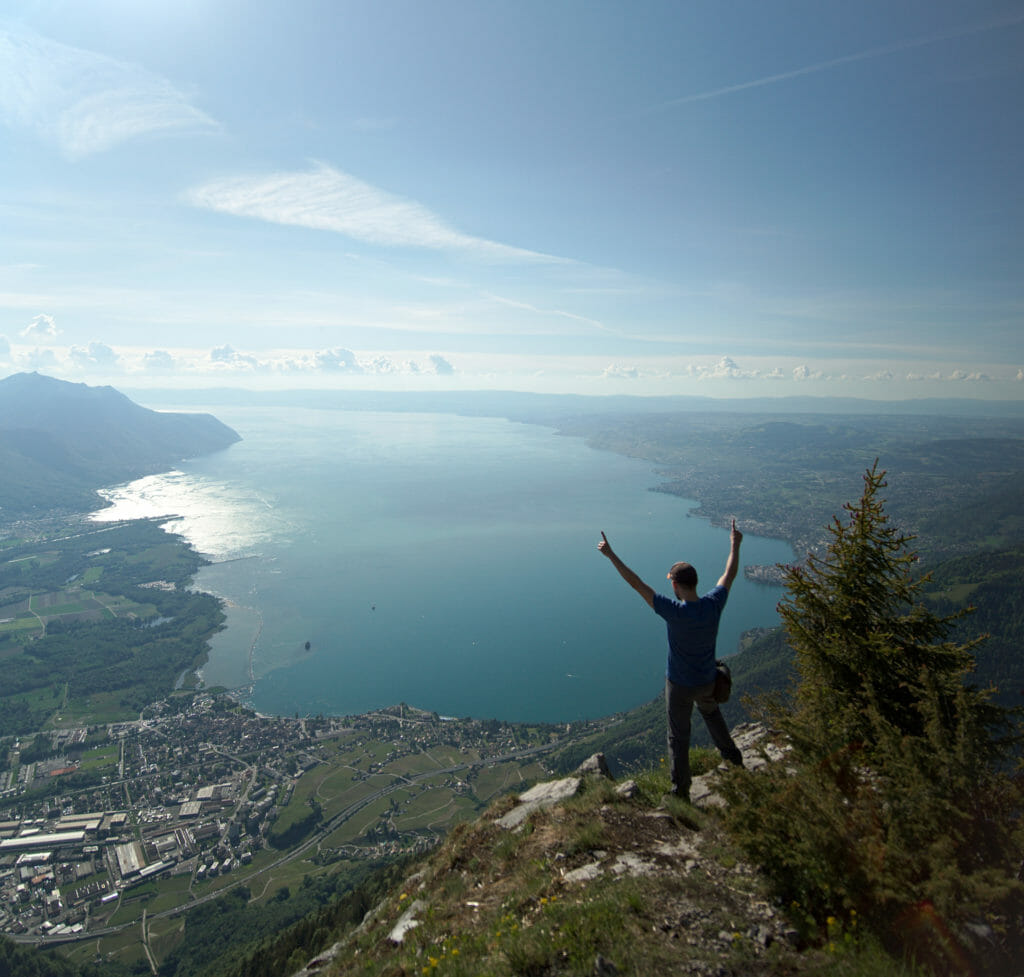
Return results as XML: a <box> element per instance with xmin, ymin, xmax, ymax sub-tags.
<box><xmin>1</xmin><ymin>0</ymin><xmax>1022</xmax><ymax>398</ymax></box>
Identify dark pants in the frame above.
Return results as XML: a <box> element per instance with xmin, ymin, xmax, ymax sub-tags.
<box><xmin>666</xmin><ymin>677</ymin><xmax>743</xmax><ymax>798</ymax></box>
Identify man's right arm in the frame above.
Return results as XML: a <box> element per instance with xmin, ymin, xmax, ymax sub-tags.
<box><xmin>598</xmin><ymin>532</ymin><xmax>655</xmax><ymax>609</ymax></box>
<box><xmin>716</xmin><ymin>519</ymin><xmax>743</xmax><ymax>591</ymax></box>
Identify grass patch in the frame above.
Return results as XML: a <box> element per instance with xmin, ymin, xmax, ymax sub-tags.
<box><xmin>146</xmin><ymin>874</ymin><xmax>195</xmax><ymax>913</ymax></box>
<box><xmin>78</xmin><ymin>743</ymin><xmax>119</xmax><ymax>771</ymax></box>
<box><xmin>472</xmin><ymin>762</ymin><xmax>538</xmax><ymax>804</ymax></box>
<box><xmin>147</xmin><ymin>915</ymin><xmax>186</xmax><ymax>966</ymax></box>
<box><xmin>37</xmin><ymin>600</ymin><xmax>92</xmax><ymax>616</ymax></box>
<box><xmin>53</xmin><ymin>689</ymin><xmax>137</xmax><ymax>725</ymax></box>
<box><xmin>395</xmin><ymin>791</ymin><xmax>477</xmax><ymax>834</ymax></box>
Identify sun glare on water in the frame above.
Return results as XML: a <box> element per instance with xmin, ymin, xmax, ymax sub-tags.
<box><xmin>90</xmin><ymin>470</ymin><xmax>282</xmax><ymax>561</ymax></box>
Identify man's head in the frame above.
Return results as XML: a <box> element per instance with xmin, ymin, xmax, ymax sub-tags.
<box><xmin>668</xmin><ymin>561</ymin><xmax>698</xmax><ymax>590</ymax></box>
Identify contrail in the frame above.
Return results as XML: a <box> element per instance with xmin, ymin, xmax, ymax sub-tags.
<box><xmin>655</xmin><ymin>10</ymin><xmax>1024</xmax><ymax>110</ymax></box>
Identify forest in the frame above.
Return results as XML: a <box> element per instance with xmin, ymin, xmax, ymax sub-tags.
<box><xmin>0</xmin><ymin>520</ymin><xmax>224</xmax><ymax>736</ymax></box>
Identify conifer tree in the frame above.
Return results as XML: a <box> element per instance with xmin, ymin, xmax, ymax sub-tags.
<box><xmin>778</xmin><ymin>461</ymin><xmax>1007</xmax><ymax>762</ymax></box>
<box><xmin>721</xmin><ymin>464</ymin><xmax>1023</xmax><ymax>971</ymax></box>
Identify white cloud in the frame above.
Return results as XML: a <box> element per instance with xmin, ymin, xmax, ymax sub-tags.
<box><xmin>601</xmin><ymin>363</ymin><xmax>640</xmax><ymax>380</ymax></box>
<box><xmin>314</xmin><ymin>347</ymin><xmax>363</xmax><ymax>373</ymax></box>
<box><xmin>947</xmin><ymin>369</ymin><xmax>993</xmax><ymax>382</ymax></box>
<box><xmin>428</xmin><ymin>354</ymin><xmax>455</xmax><ymax>376</ymax></box>
<box><xmin>363</xmin><ymin>355</ymin><xmax>401</xmax><ymax>374</ymax></box>
<box><xmin>864</xmin><ymin>366</ymin><xmax>994</xmax><ymax>383</ymax></box>
<box><xmin>143</xmin><ymin>350</ymin><xmax>177</xmax><ymax>372</ymax></box>
<box><xmin>210</xmin><ymin>344</ymin><xmax>259</xmax><ymax>370</ymax></box>
<box><xmin>20</xmin><ymin>313</ymin><xmax>60</xmax><ymax>342</ymax></box>
<box><xmin>792</xmin><ymin>364</ymin><xmax>825</xmax><ymax>380</ymax></box>
<box><xmin>0</xmin><ymin>335</ymin><xmax>10</xmax><ymax>359</ymax></box>
<box><xmin>69</xmin><ymin>341</ymin><xmax>121</xmax><ymax>371</ymax></box>
<box><xmin>185</xmin><ymin>163</ymin><xmax>554</xmax><ymax>261</ymax></box>
<box><xmin>0</xmin><ymin>27</ymin><xmax>217</xmax><ymax>159</ymax></box>
<box><xmin>676</xmin><ymin>356</ymin><xmax>757</xmax><ymax>381</ymax></box>
<box><xmin>704</xmin><ymin>356</ymin><xmax>748</xmax><ymax>380</ymax></box>
<box><xmin>187</xmin><ymin>345</ymin><xmax>448</xmax><ymax>378</ymax></box>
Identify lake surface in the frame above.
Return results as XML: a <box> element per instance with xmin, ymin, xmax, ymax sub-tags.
<box><xmin>92</xmin><ymin>406</ymin><xmax>792</xmax><ymax>722</ymax></box>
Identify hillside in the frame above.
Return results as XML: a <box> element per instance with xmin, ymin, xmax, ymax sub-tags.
<box><xmin>210</xmin><ymin>735</ymin><xmax>920</xmax><ymax>977</ymax></box>
<box><xmin>0</xmin><ymin>373</ymin><xmax>240</xmax><ymax>520</ymax></box>
<box><xmin>549</xmin><ymin>408</ymin><xmax>1024</xmax><ymax>562</ymax></box>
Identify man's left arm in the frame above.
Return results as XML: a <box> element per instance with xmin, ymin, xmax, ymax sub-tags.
<box><xmin>716</xmin><ymin>519</ymin><xmax>743</xmax><ymax>591</ymax></box>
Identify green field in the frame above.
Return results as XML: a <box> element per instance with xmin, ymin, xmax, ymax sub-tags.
<box><xmin>0</xmin><ymin>616</ymin><xmax>41</xmax><ymax>635</ymax></box>
<box><xmin>79</xmin><ymin>743</ymin><xmax>120</xmax><ymax>771</ymax></box>
<box><xmin>146</xmin><ymin>874</ymin><xmax>196</xmax><ymax>913</ymax></box>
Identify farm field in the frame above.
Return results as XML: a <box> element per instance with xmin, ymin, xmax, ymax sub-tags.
<box><xmin>0</xmin><ymin>520</ymin><xmax>223</xmax><ymax>733</ymax></box>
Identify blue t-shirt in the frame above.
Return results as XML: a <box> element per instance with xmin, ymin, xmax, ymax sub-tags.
<box><xmin>652</xmin><ymin>585</ymin><xmax>729</xmax><ymax>687</ymax></box>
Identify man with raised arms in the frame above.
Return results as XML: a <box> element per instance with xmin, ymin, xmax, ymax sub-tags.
<box><xmin>598</xmin><ymin>520</ymin><xmax>745</xmax><ymax>801</ymax></box>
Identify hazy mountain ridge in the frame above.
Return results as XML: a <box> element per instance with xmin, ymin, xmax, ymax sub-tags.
<box><xmin>0</xmin><ymin>373</ymin><xmax>241</xmax><ymax>520</ymax></box>
<box><xmin>127</xmin><ymin>386</ymin><xmax>1024</xmax><ymax>420</ymax></box>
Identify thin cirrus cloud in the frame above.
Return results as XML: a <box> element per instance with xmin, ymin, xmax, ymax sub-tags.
<box><xmin>0</xmin><ymin>26</ymin><xmax>217</xmax><ymax>158</ymax></box>
<box><xmin>184</xmin><ymin>163</ymin><xmax>560</xmax><ymax>262</ymax></box>
<box><xmin>654</xmin><ymin>9</ymin><xmax>1024</xmax><ymax>110</ymax></box>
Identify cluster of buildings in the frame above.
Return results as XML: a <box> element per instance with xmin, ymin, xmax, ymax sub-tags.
<box><xmin>0</xmin><ymin>697</ymin><xmax>317</xmax><ymax>940</ymax></box>
<box><xmin>0</xmin><ymin>786</ymin><xmax>266</xmax><ymax>941</ymax></box>
<box><xmin>0</xmin><ymin>694</ymin><xmax>569</xmax><ymax>943</ymax></box>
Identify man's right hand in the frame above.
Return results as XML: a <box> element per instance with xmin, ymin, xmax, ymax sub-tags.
<box><xmin>597</xmin><ymin>531</ymin><xmax>654</xmax><ymax>608</ymax></box>
<box><xmin>718</xmin><ymin>519</ymin><xmax>743</xmax><ymax>590</ymax></box>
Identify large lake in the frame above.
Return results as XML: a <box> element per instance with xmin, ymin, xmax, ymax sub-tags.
<box><xmin>92</xmin><ymin>406</ymin><xmax>792</xmax><ymax>722</ymax></box>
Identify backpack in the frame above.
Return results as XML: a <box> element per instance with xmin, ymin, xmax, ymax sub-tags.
<box><xmin>713</xmin><ymin>659</ymin><xmax>732</xmax><ymax>703</ymax></box>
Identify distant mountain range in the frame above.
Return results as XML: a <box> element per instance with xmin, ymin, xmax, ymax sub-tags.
<box><xmin>0</xmin><ymin>372</ymin><xmax>240</xmax><ymax>521</ymax></box>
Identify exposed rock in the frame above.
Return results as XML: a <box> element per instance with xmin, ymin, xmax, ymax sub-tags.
<box><xmin>691</xmin><ymin>722</ymin><xmax>787</xmax><ymax>807</ymax></box>
<box><xmin>387</xmin><ymin>898</ymin><xmax>427</xmax><ymax>944</ymax></box>
<box><xmin>289</xmin><ymin>940</ymin><xmax>346</xmax><ymax>977</ymax></box>
<box><xmin>576</xmin><ymin>752</ymin><xmax>612</xmax><ymax>778</ymax></box>
<box><xmin>563</xmin><ymin>860</ymin><xmax>603</xmax><ymax>884</ymax></box>
<box><xmin>495</xmin><ymin>775</ymin><xmax>582</xmax><ymax>829</ymax></box>
<box><xmin>611</xmin><ymin>852</ymin><xmax>657</xmax><ymax>876</ymax></box>
<box><xmin>614</xmin><ymin>778</ymin><xmax>639</xmax><ymax>798</ymax></box>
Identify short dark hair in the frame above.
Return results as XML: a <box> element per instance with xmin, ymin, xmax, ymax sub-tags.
<box><xmin>668</xmin><ymin>561</ymin><xmax>698</xmax><ymax>588</ymax></box>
